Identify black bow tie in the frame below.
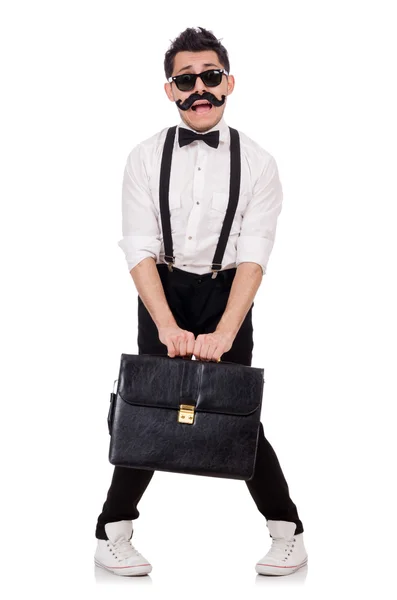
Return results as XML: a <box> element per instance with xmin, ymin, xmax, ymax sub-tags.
<box><xmin>178</xmin><ymin>127</ymin><xmax>220</xmax><ymax>149</ymax></box>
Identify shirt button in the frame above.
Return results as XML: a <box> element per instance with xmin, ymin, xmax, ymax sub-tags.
<box><xmin>196</xmin><ymin>201</ymin><xmax>200</xmax><ymax>205</ymax></box>
<box><xmin>198</xmin><ymin>167</ymin><xmax>201</xmax><ymax>171</ymax></box>
<box><xmin>197</xmin><ymin>279</ymin><xmax>202</xmax><ymax>283</ymax></box>
<box><xmin>188</xmin><ymin>236</ymin><xmax>192</xmax><ymax>240</ymax></box>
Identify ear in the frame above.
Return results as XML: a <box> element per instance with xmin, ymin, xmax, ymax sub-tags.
<box><xmin>226</xmin><ymin>74</ymin><xmax>235</xmax><ymax>95</ymax></box>
<box><xmin>164</xmin><ymin>82</ymin><xmax>175</xmax><ymax>102</ymax></box>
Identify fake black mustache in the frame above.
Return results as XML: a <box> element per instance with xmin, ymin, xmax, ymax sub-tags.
<box><xmin>176</xmin><ymin>91</ymin><xmax>226</xmax><ymax>111</ymax></box>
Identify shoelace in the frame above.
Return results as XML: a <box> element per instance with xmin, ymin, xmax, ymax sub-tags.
<box><xmin>109</xmin><ymin>539</ymin><xmax>143</xmax><ymax>560</ymax></box>
<box><xmin>267</xmin><ymin>537</ymin><xmax>295</xmax><ymax>560</ymax></box>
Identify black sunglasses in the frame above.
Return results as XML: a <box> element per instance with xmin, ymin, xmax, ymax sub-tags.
<box><xmin>167</xmin><ymin>68</ymin><xmax>229</xmax><ymax>92</ymax></box>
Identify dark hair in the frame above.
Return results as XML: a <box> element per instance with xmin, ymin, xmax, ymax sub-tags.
<box><xmin>164</xmin><ymin>26</ymin><xmax>230</xmax><ymax>80</ymax></box>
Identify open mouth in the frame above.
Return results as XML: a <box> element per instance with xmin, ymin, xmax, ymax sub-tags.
<box><xmin>190</xmin><ymin>101</ymin><xmax>213</xmax><ymax>114</ymax></box>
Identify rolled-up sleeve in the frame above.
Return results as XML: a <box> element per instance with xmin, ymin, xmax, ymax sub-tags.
<box><xmin>236</xmin><ymin>155</ymin><xmax>283</xmax><ymax>275</ymax></box>
<box><xmin>117</xmin><ymin>144</ymin><xmax>162</xmax><ymax>272</ymax></box>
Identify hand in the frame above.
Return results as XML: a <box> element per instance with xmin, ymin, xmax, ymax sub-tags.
<box><xmin>158</xmin><ymin>325</ymin><xmax>195</xmax><ymax>358</ymax></box>
<box><xmin>193</xmin><ymin>330</ymin><xmax>235</xmax><ymax>362</ymax></box>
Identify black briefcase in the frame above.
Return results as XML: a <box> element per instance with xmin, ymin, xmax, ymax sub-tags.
<box><xmin>107</xmin><ymin>353</ymin><xmax>264</xmax><ymax>481</ymax></box>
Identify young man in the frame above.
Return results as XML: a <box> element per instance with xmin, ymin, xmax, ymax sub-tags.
<box><xmin>94</xmin><ymin>26</ymin><xmax>308</xmax><ymax>577</ymax></box>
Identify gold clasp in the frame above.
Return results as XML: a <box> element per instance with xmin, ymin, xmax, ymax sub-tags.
<box><xmin>178</xmin><ymin>404</ymin><xmax>195</xmax><ymax>424</ymax></box>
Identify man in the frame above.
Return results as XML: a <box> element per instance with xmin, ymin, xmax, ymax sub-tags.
<box><xmin>94</xmin><ymin>26</ymin><xmax>308</xmax><ymax>577</ymax></box>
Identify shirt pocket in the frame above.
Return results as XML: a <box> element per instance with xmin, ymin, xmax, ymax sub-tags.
<box><xmin>156</xmin><ymin>191</ymin><xmax>185</xmax><ymax>240</ymax></box>
<box><xmin>208</xmin><ymin>192</ymin><xmax>250</xmax><ymax>234</ymax></box>
<box><xmin>164</xmin><ymin>191</ymin><xmax>183</xmax><ymax>234</ymax></box>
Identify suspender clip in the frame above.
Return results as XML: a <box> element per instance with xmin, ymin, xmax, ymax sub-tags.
<box><xmin>164</xmin><ymin>255</ymin><xmax>174</xmax><ymax>272</ymax></box>
<box><xmin>211</xmin><ymin>263</ymin><xmax>222</xmax><ymax>279</ymax></box>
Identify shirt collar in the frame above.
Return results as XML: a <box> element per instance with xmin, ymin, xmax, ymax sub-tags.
<box><xmin>177</xmin><ymin>115</ymin><xmax>229</xmax><ymax>145</ymax></box>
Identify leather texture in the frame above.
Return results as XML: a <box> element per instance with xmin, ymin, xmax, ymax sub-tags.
<box><xmin>108</xmin><ymin>354</ymin><xmax>265</xmax><ymax>481</ymax></box>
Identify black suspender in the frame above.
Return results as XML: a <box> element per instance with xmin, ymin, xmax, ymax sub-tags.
<box><xmin>159</xmin><ymin>125</ymin><xmax>241</xmax><ymax>279</ymax></box>
<box><xmin>159</xmin><ymin>126</ymin><xmax>177</xmax><ymax>272</ymax></box>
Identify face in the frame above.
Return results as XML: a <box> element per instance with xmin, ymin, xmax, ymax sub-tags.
<box><xmin>164</xmin><ymin>50</ymin><xmax>235</xmax><ymax>132</ymax></box>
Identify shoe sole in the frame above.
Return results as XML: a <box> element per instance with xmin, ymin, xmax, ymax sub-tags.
<box><xmin>94</xmin><ymin>558</ymin><xmax>152</xmax><ymax>576</ymax></box>
<box><xmin>256</xmin><ymin>556</ymin><xmax>308</xmax><ymax>576</ymax></box>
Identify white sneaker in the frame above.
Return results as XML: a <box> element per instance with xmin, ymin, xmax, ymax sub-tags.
<box><xmin>255</xmin><ymin>520</ymin><xmax>308</xmax><ymax>576</ymax></box>
<box><xmin>94</xmin><ymin>520</ymin><xmax>152</xmax><ymax>576</ymax></box>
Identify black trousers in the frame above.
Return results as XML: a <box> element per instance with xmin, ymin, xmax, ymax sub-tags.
<box><xmin>96</xmin><ymin>264</ymin><xmax>304</xmax><ymax>539</ymax></box>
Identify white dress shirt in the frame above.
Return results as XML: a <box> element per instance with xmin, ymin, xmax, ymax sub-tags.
<box><xmin>118</xmin><ymin>116</ymin><xmax>283</xmax><ymax>275</ymax></box>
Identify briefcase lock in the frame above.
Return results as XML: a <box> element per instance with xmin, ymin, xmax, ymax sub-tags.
<box><xmin>178</xmin><ymin>404</ymin><xmax>195</xmax><ymax>424</ymax></box>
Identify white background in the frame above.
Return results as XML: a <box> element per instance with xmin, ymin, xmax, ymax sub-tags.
<box><xmin>1</xmin><ymin>1</ymin><xmax>396</xmax><ymax>598</ymax></box>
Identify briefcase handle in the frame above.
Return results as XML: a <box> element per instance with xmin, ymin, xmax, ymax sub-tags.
<box><xmin>121</xmin><ymin>353</ymin><xmax>253</xmax><ymax>366</ymax></box>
